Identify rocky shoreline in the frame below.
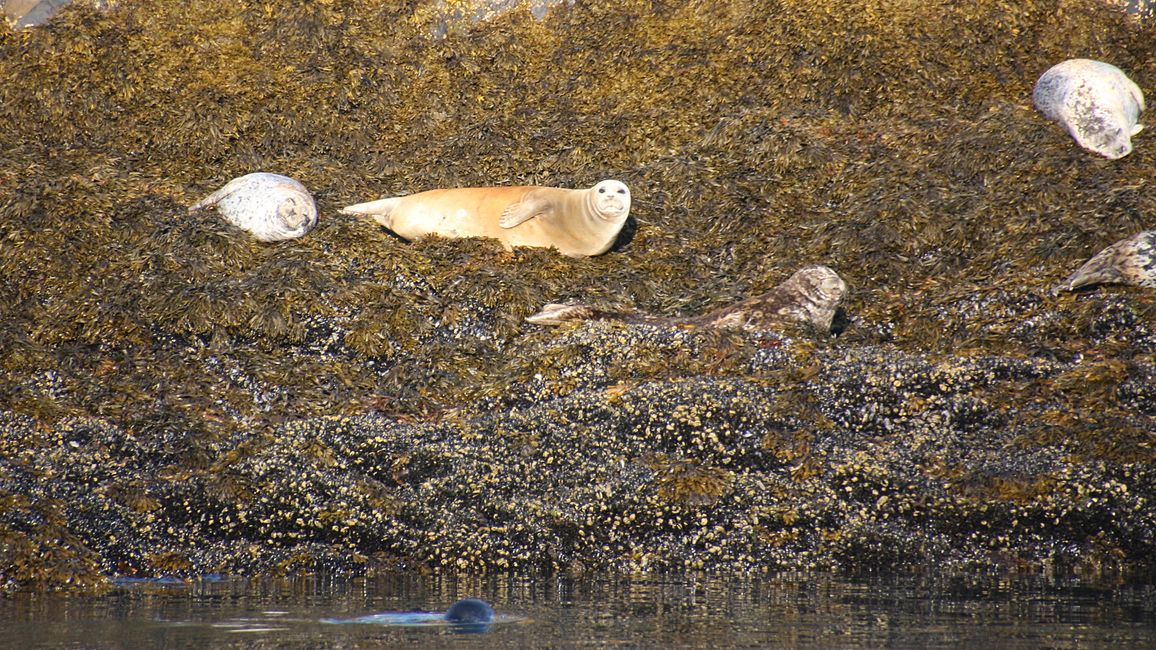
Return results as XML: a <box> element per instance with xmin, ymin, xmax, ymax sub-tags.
<box><xmin>2</xmin><ymin>0</ymin><xmax>1154</xmax><ymax>591</ymax></box>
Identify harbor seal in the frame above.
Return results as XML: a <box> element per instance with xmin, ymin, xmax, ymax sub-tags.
<box><xmin>1032</xmin><ymin>59</ymin><xmax>1145</xmax><ymax>159</ymax></box>
<box><xmin>189</xmin><ymin>172</ymin><xmax>318</xmax><ymax>242</ymax></box>
<box><xmin>340</xmin><ymin>180</ymin><xmax>631</xmax><ymax>257</ymax></box>
<box><xmin>443</xmin><ymin>598</ymin><xmax>495</xmax><ymax>625</ymax></box>
<box><xmin>1055</xmin><ymin>230</ymin><xmax>1156</xmax><ymax>292</ymax></box>
<box><xmin>527</xmin><ymin>265</ymin><xmax>848</xmax><ymax>333</ymax></box>
<box><xmin>320</xmin><ymin>598</ymin><xmax>496</xmax><ymax>633</ymax></box>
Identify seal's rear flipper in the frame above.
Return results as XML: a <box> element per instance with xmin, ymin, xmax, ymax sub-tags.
<box><xmin>189</xmin><ymin>179</ymin><xmax>241</xmax><ymax>212</ymax></box>
<box><xmin>1056</xmin><ymin>257</ymin><xmax>1126</xmax><ymax>293</ymax></box>
<box><xmin>340</xmin><ymin>197</ymin><xmax>402</xmax><ymax>228</ymax></box>
<box><xmin>525</xmin><ymin>303</ymin><xmax>596</xmax><ymax>325</ymax></box>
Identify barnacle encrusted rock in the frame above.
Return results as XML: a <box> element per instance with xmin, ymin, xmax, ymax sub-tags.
<box><xmin>1</xmin><ymin>0</ymin><xmax>1154</xmax><ymax>591</ymax></box>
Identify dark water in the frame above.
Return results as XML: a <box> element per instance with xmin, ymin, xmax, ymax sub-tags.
<box><xmin>2</xmin><ymin>571</ymin><xmax>1155</xmax><ymax>649</ymax></box>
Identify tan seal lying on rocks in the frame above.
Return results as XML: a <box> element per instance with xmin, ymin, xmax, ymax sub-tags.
<box><xmin>340</xmin><ymin>180</ymin><xmax>631</xmax><ymax>257</ymax></box>
<box><xmin>189</xmin><ymin>172</ymin><xmax>318</xmax><ymax>242</ymax></box>
<box><xmin>527</xmin><ymin>265</ymin><xmax>848</xmax><ymax>333</ymax></box>
<box><xmin>1056</xmin><ymin>230</ymin><xmax>1156</xmax><ymax>292</ymax></box>
<box><xmin>1032</xmin><ymin>58</ymin><xmax>1145</xmax><ymax>159</ymax></box>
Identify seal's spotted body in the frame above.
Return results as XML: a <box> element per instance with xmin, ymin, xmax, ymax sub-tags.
<box><xmin>1033</xmin><ymin>59</ymin><xmax>1145</xmax><ymax>159</ymax></box>
<box><xmin>189</xmin><ymin>173</ymin><xmax>318</xmax><ymax>242</ymax></box>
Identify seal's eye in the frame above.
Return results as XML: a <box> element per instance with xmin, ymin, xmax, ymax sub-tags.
<box><xmin>617</xmin><ymin>188</ymin><xmax>626</xmax><ymax>194</ymax></box>
<box><xmin>598</xmin><ymin>188</ymin><xmax>605</xmax><ymax>193</ymax></box>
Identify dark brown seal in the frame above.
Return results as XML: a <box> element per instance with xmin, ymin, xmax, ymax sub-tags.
<box><xmin>526</xmin><ymin>265</ymin><xmax>847</xmax><ymax>333</ymax></box>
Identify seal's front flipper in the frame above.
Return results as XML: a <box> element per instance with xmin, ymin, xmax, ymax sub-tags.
<box><xmin>499</xmin><ymin>196</ymin><xmax>551</xmax><ymax>228</ymax></box>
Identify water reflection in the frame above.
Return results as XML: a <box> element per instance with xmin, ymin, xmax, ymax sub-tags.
<box><xmin>1</xmin><ymin>571</ymin><xmax>1154</xmax><ymax>648</ymax></box>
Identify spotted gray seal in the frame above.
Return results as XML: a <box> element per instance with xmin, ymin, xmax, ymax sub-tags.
<box><xmin>189</xmin><ymin>172</ymin><xmax>318</xmax><ymax>242</ymax></box>
<box><xmin>1032</xmin><ymin>59</ymin><xmax>1145</xmax><ymax>159</ymax></box>
<box><xmin>340</xmin><ymin>180</ymin><xmax>631</xmax><ymax>257</ymax></box>
<box><xmin>1056</xmin><ymin>230</ymin><xmax>1156</xmax><ymax>291</ymax></box>
<box><xmin>527</xmin><ymin>265</ymin><xmax>848</xmax><ymax>333</ymax></box>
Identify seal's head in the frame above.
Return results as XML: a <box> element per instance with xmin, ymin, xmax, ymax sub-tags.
<box><xmin>444</xmin><ymin>598</ymin><xmax>495</xmax><ymax>633</ymax></box>
<box><xmin>444</xmin><ymin>598</ymin><xmax>495</xmax><ymax>625</ymax></box>
<box><xmin>276</xmin><ymin>195</ymin><xmax>312</xmax><ymax>230</ymax></box>
<box><xmin>589</xmin><ymin>179</ymin><xmax>631</xmax><ymax>221</ymax></box>
<box><xmin>796</xmin><ymin>265</ymin><xmax>848</xmax><ymax>303</ymax></box>
<box><xmin>778</xmin><ymin>265</ymin><xmax>848</xmax><ymax>333</ymax></box>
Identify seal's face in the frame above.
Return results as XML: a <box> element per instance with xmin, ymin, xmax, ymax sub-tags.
<box><xmin>276</xmin><ymin>195</ymin><xmax>313</xmax><ymax>230</ymax></box>
<box><xmin>1095</xmin><ymin>127</ymin><xmax>1132</xmax><ymax>160</ymax></box>
<box><xmin>1075</xmin><ymin>112</ymin><xmax>1133</xmax><ymax>160</ymax></box>
<box><xmin>590</xmin><ymin>179</ymin><xmax>631</xmax><ymax>220</ymax></box>
<box><xmin>812</xmin><ymin>268</ymin><xmax>848</xmax><ymax>301</ymax></box>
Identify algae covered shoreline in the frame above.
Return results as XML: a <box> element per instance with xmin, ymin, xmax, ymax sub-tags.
<box><xmin>1</xmin><ymin>0</ymin><xmax>1154</xmax><ymax>591</ymax></box>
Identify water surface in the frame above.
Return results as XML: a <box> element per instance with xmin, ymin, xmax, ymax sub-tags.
<box><xmin>2</xmin><ymin>571</ymin><xmax>1154</xmax><ymax>648</ymax></box>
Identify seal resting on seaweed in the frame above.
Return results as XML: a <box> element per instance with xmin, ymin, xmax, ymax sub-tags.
<box><xmin>189</xmin><ymin>172</ymin><xmax>318</xmax><ymax>242</ymax></box>
<box><xmin>1032</xmin><ymin>59</ymin><xmax>1145</xmax><ymax>159</ymax></box>
<box><xmin>340</xmin><ymin>180</ymin><xmax>631</xmax><ymax>257</ymax></box>
<box><xmin>1055</xmin><ymin>230</ymin><xmax>1156</xmax><ymax>292</ymax></box>
<box><xmin>527</xmin><ymin>265</ymin><xmax>847</xmax><ymax>333</ymax></box>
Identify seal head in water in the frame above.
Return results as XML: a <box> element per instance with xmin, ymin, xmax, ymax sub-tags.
<box><xmin>444</xmin><ymin>598</ymin><xmax>495</xmax><ymax>624</ymax></box>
